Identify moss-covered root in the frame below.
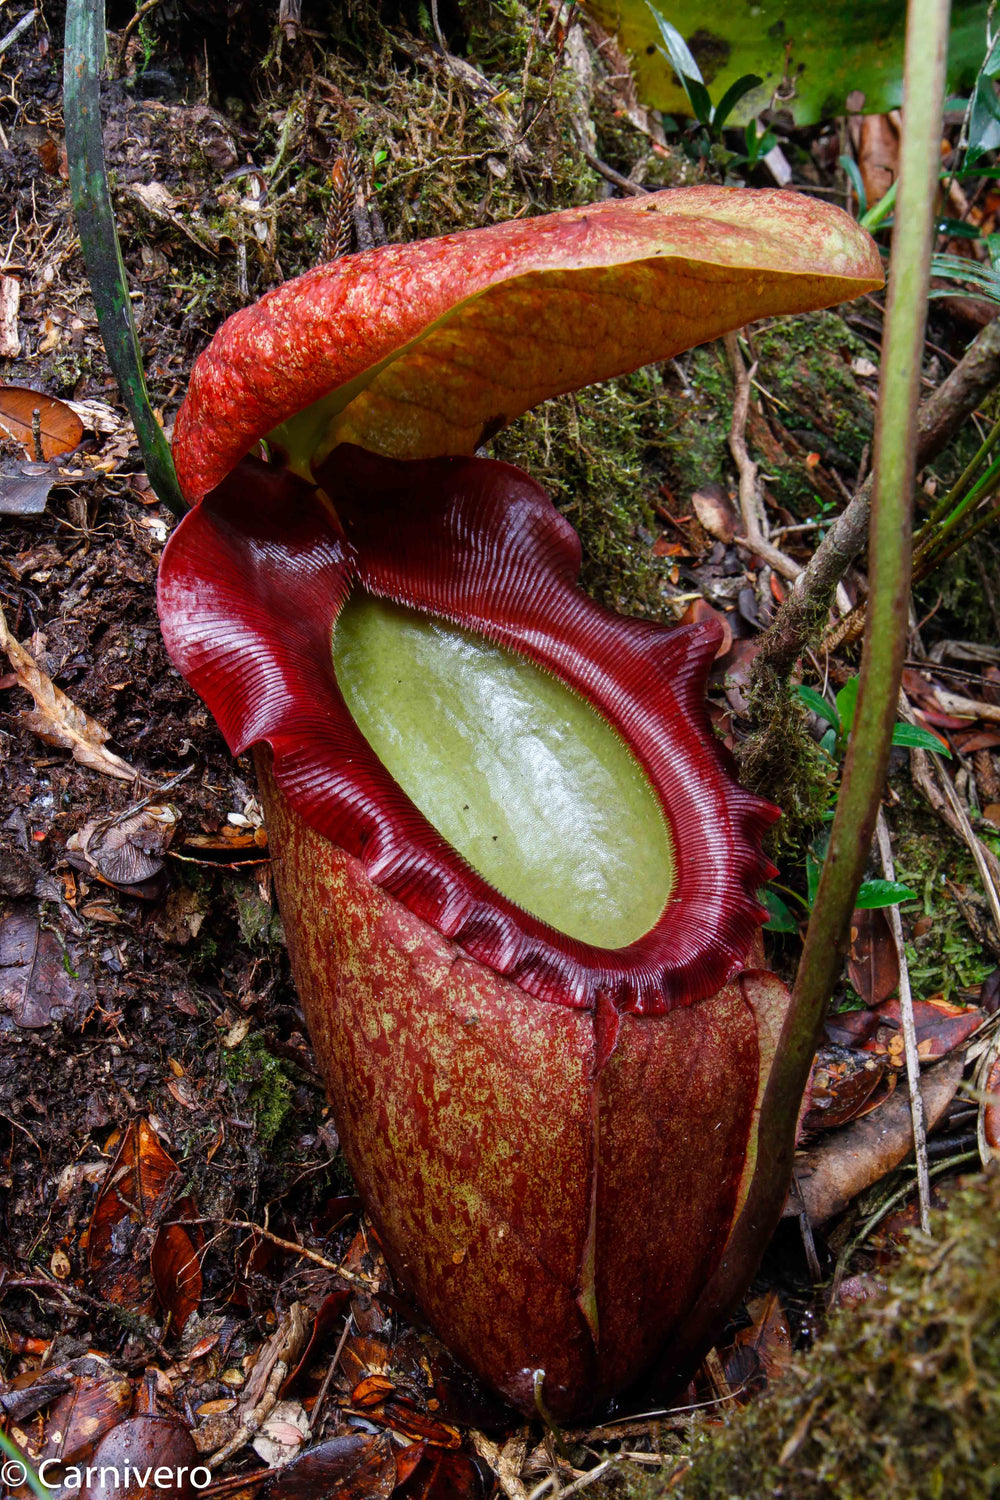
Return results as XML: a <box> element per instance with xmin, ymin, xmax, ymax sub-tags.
<box><xmin>632</xmin><ymin>1172</ymin><xmax>1000</xmax><ymax>1500</ymax></box>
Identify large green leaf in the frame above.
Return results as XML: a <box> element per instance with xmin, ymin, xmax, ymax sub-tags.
<box><xmin>584</xmin><ymin>0</ymin><xmax>989</xmax><ymax>127</ymax></box>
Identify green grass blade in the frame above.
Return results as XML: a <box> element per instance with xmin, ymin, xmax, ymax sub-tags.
<box><xmin>63</xmin><ymin>0</ymin><xmax>185</xmax><ymax>518</ymax></box>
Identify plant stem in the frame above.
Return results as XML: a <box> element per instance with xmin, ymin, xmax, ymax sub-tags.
<box><xmin>860</xmin><ymin>176</ymin><xmax>898</xmax><ymax>233</ymax></box>
<box><xmin>656</xmin><ymin>0</ymin><xmax>952</xmax><ymax>1393</ymax></box>
<box><xmin>779</xmin><ymin>0</ymin><xmax>947</xmax><ymax>1189</ymax></box>
<box><xmin>63</xmin><ymin>0</ymin><xmax>185</xmax><ymax>518</ymax></box>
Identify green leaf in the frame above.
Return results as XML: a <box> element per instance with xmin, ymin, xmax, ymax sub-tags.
<box><xmin>713</xmin><ymin>73</ymin><xmax>764</xmax><ymax>130</ymax></box>
<box><xmin>761</xmin><ymin>888</ymin><xmax>798</xmax><ymax>932</ymax></box>
<box><xmin>795</xmin><ymin>683</ymin><xmax>841</xmax><ymax>729</ymax></box>
<box><xmin>685</xmin><ymin>75</ymin><xmax>715</xmax><ymax>127</ymax></box>
<box><xmin>585</xmin><ymin>0</ymin><xmax>989</xmax><ymax>126</ymax></box>
<box><xmin>819</xmin><ymin>726</ymin><xmax>838</xmax><ymax>758</ymax></box>
<box><xmin>891</xmin><ymin>722</ymin><xmax>953</xmax><ymax>756</ymax></box>
<box><xmin>855</xmin><ymin>879</ymin><xmax>916</xmax><ymax>908</ymax></box>
<box><xmin>643</xmin><ymin>0</ymin><xmax>704</xmax><ymax>87</ymax></box>
<box><xmin>936</xmin><ymin>217</ymin><xmax>987</xmax><ymax>239</ymax></box>
<box><xmin>835</xmin><ymin>675</ymin><xmax>859</xmax><ymax>734</ymax></box>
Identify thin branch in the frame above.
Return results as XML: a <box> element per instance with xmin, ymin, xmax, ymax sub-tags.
<box><xmin>219</xmin><ymin>1218</ymin><xmax>371</xmax><ymax>1287</ymax></box>
<box><xmin>724</xmin><ymin>333</ymin><xmax>807</xmax><ymax>582</ymax></box>
<box><xmin>876</xmin><ymin>808</ymin><xmax>931</xmax><ymax>1232</ymax></box>
<box><xmin>115</xmin><ymin>0</ymin><xmax>163</xmax><ymax>67</ymax></box>
<box><xmin>752</xmin><ymin>314</ymin><xmax>1000</xmax><ymax>684</ymax></box>
<box><xmin>0</xmin><ymin>9</ymin><xmax>36</xmax><ymax>58</ymax></box>
<box><xmin>581</xmin><ymin>149</ymin><xmax>648</xmax><ymax>196</ymax></box>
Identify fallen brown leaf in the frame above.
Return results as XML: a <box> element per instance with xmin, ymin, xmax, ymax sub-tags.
<box><xmin>0</xmin><ymin>604</ymin><xmax>140</xmax><ymax>781</ymax></box>
<box><xmin>848</xmin><ymin>906</ymin><xmax>899</xmax><ymax>1006</ymax></box>
<box><xmin>0</xmin><ymin>383</ymin><xmax>84</xmax><ymax>459</ymax></box>
<box><xmin>39</xmin><ymin>1359</ymin><xmax>133</xmax><ymax>1465</ymax></box>
<box><xmin>396</xmin><ymin>1446</ymin><xmax>485</xmax><ymax>1500</ymax></box>
<box><xmin>691</xmin><ymin>482</ymin><xmax>739</xmax><ymax>543</ymax></box>
<box><xmin>88</xmin><ymin>1119</ymin><xmax>201</xmax><ymax>1330</ymax></box>
<box><xmin>261</xmin><ymin>1430</ymin><xmax>396</xmax><ymax>1500</ymax></box>
<box><xmin>67</xmin><ymin>804</ymin><xmax>179</xmax><ymax>892</ymax></box>
<box><xmin>82</xmin><ymin>1416</ymin><xmax>200</xmax><ymax>1499</ymax></box>
<box><xmin>793</xmin><ymin>1054</ymin><xmax>964</xmax><ymax>1223</ymax></box>
<box><xmin>0</xmin><ymin>456</ymin><xmax>63</xmax><ymax>516</ymax></box>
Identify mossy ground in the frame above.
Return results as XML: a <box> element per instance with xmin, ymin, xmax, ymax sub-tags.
<box><xmin>626</xmin><ymin>1171</ymin><xmax>1000</xmax><ymax>1500</ymax></box>
<box><xmin>223</xmin><ymin>1030</ymin><xmax>298</xmax><ymax>1147</ymax></box>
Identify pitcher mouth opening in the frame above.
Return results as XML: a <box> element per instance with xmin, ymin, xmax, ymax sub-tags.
<box><xmin>157</xmin><ymin>442</ymin><xmax>778</xmax><ymax>1017</ymax></box>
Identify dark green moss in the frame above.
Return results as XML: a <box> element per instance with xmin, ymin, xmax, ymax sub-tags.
<box><xmin>493</xmin><ymin>370</ymin><xmax>676</xmax><ymax>616</ymax></box>
<box><xmin>224</xmin><ymin>1032</ymin><xmax>296</xmax><ymax>1146</ymax></box>
<box><xmin>660</xmin><ymin>312</ymin><xmax>874</xmax><ymax>526</ymax></box>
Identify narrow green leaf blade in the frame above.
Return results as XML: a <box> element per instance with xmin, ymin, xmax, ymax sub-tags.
<box><xmin>643</xmin><ymin>0</ymin><xmax>705</xmax><ymax>86</ymax></box>
<box><xmin>795</xmin><ymin>683</ymin><xmax>841</xmax><ymax>729</ymax></box>
<box><xmin>891</xmin><ymin>722</ymin><xmax>953</xmax><ymax>756</ymax></box>
<box><xmin>713</xmin><ymin>73</ymin><xmax>764</xmax><ymax>130</ymax></box>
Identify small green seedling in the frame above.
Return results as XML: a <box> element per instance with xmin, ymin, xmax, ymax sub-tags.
<box><xmin>643</xmin><ymin>2</ymin><xmax>770</xmax><ymax>163</ymax></box>
<box><xmin>764</xmin><ymin>676</ymin><xmax>946</xmax><ymax>931</ymax></box>
<box><xmin>795</xmin><ymin>675</ymin><xmax>951</xmax><ymax>762</ymax></box>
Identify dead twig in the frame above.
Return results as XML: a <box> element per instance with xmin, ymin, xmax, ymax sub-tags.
<box><xmin>875</xmin><ymin>808</ymin><xmax>931</xmax><ymax>1233</ymax></box>
<box><xmin>581</xmin><ymin>149</ymin><xmax>648</xmax><ymax>196</ymax></box>
<box><xmin>219</xmin><ymin>1218</ymin><xmax>373</xmax><ymax>1288</ymax></box>
<box><xmin>208</xmin><ymin>1302</ymin><xmax>310</xmax><ymax>1465</ymax></box>
<box><xmin>0</xmin><ymin>9</ymin><xmax>36</xmax><ymax>58</ymax></box>
<box><xmin>723</xmin><ymin>333</ymin><xmax>807</xmax><ymax>583</ymax></box>
<box><xmin>115</xmin><ymin>0</ymin><xmax>163</xmax><ymax>67</ymax></box>
<box><xmin>307</xmin><ymin>1311</ymin><xmax>353</xmax><ymax>1434</ymax></box>
<box><xmin>752</xmin><ymin>315</ymin><xmax>1000</xmax><ymax>683</ymax></box>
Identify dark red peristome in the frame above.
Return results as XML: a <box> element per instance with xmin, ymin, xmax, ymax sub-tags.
<box><xmin>158</xmin><ymin>444</ymin><xmax>778</xmax><ymax>1016</ymax></box>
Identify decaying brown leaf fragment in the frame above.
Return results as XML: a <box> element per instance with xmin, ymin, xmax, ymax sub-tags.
<box><xmin>0</xmin><ymin>904</ymin><xmax>96</xmax><ymax>1029</ymax></box>
<box><xmin>38</xmin><ymin>1357</ymin><xmax>132</xmax><ymax>1465</ymax></box>
<box><xmin>0</xmin><ymin>603</ymin><xmax>140</xmax><ymax>781</ymax></box>
<box><xmin>793</xmin><ymin>1054</ymin><xmax>965</xmax><ymax>1223</ymax></box>
<box><xmin>68</xmin><ymin>804</ymin><xmax>179</xmax><ymax>893</ymax></box>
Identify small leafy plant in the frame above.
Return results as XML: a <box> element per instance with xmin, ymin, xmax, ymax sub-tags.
<box><xmin>764</xmin><ymin>681</ymin><xmax>949</xmax><ymax>933</ymax></box>
<box><xmin>643</xmin><ymin>2</ymin><xmax>774</xmax><ymax>167</ymax></box>
<box><xmin>795</xmin><ymin>676</ymin><xmax>950</xmax><ymax>763</ymax></box>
